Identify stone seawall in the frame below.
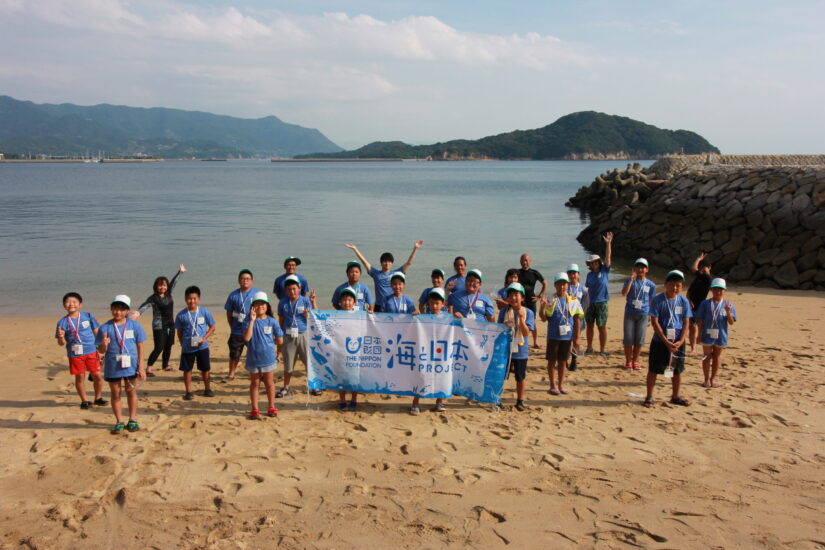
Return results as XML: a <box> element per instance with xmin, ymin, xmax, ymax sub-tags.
<box><xmin>571</xmin><ymin>158</ymin><xmax>825</xmax><ymax>290</ymax></box>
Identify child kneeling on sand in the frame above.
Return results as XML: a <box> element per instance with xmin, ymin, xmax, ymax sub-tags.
<box><xmin>644</xmin><ymin>270</ymin><xmax>693</xmax><ymax>408</ymax></box>
<box><xmin>95</xmin><ymin>295</ymin><xmax>147</xmax><ymax>434</ymax></box>
<box><xmin>55</xmin><ymin>292</ymin><xmax>106</xmax><ymax>409</ymax></box>
<box><xmin>498</xmin><ymin>283</ymin><xmax>534</xmax><ymax>411</ymax></box>
<box><xmin>174</xmin><ymin>285</ymin><xmax>217</xmax><ymax>401</ymax></box>
<box><xmin>540</xmin><ymin>273</ymin><xmax>584</xmax><ymax>396</ymax></box>
<box><xmin>243</xmin><ymin>292</ymin><xmax>284</xmax><ymax>419</ymax></box>
<box><xmin>410</xmin><ymin>288</ymin><xmax>450</xmax><ymax>415</ymax></box>
<box><xmin>695</xmin><ymin>278</ymin><xmax>737</xmax><ymax>388</ymax></box>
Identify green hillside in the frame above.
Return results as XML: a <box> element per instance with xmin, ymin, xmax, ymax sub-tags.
<box><xmin>295</xmin><ymin>111</ymin><xmax>720</xmax><ymax>160</ymax></box>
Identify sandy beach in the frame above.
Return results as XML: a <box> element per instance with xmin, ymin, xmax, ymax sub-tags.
<box><xmin>0</xmin><ymin>287</ymin><xmax>823</xmax><ymax>549</ymax></box>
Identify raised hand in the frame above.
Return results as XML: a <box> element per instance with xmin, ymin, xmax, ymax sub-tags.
<box><xmin>102</xmin><ymin>332</ymin><xmax>111</xmax><ymax>348</ymax></box>
<box><xmin>249</xmin><ymin>309</ymin><xmax>258</xmax><ymax>321</ymax></box>
<box><xmin>179</xmin><ymin>263</ymin><xmax>187</xmax><ymax>272</ymax></box>
<box><xmin>57</xmin><ymin>327</ymin><xmax>66</xmax><ymax>339</ymax></box>
<box><xmin>413</xmin><ymin>240</ymin><xmax>424</xmax><ymax>248</ymax></box>
<box><xmin>128</xmin><ymin>311</ymin><xmax>141</xmax><ymax>320</ymax></box>
<box><xmin>309</xmin><ymin>288</ymin><xmax>316</xmax><ymax>301</ymax></box>
<box><xmin>603</xmin><ymin>231</ymin><xmax>614</xmax><ymax>243</ymax></box>
<box><xmin>344</xmin><ymin>243</ymin><xmax>357</xmax><ymax>250</ymax></box>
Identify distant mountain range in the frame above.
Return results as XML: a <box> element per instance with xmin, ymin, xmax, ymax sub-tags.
<box><xmin>295</xmin><ymin>111</ymin><xmax>720</xmax><ymax>160</ymax></box>
<box><xmin>0</xmin><ymin>95</ymin><xmax>342</xmax><ymax>158</ymax></box>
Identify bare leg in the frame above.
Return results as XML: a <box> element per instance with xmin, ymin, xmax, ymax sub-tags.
<box><xmin>688</xmin><ymin>324</ymin><xmax>697</xmax><ymax>353</ymax></box>
<box><xmin>109</xmin><ymin>381</ymin><xmax>123</xmax><ymax>423</ymax></box>
<box><xmin>250</xmin><ymin>373</ymin><xmax>261</xmax><ymax>410</ymax></box>
<box><xmin>547</xmin><ymin>360</ymin><xmax>557</xmax><ymax>391</ymax></box>
<box><xmin>228</xmin><ymin>358</ymin><xmax>239</xmax><ymax>379</ymax></box>
<box><xmin>623</xmin><ymin>346</ymin><xmax>633</xmax><ymax>367</ymax></box>
<box><xmin>710</xmin><ymin>347</ymin><xmax>723</xmax><ymax>386</ymax></box>
<box><xmin>670</xmin><ymin>373</ymin><xmax>681</xmax><ymax>401</ymax></box>
<box><xmin>263</xmin><ymin>372</ymin><xmax>275</xmax><ymax>409</ymax></box>
<box><xmin>125</xmin><ymin>383</ymin><xmax>138</xmax><ymax>420</ymax></box>
<box><xmin>645</xmin><ymin>371</ymin><xmax>657</xmax><ymax>401</ymax></box>
<box><xmin>516</xmin><ymin>380</ymin><xmax>526</xmax><ymax>400</ymax></box>
<box><xmin>586</xmin><ymin>323</ymin><xmax>595</xmax><ymax>351</ymax></box>
<box><xmin>202</xmin><ymin>371</ymin><xmax>211</xmax><ymax>391</ymax></box>
<box><xmin>92</xmin><ymin>372</ymin><xmax>104</xmax><ymax>400</ymax></box>
<box><xmin>557</xmin><ymin>360</ymin><xmax>566</xmax><ymax>392</ymax></box>
<box><xmin>597</xmin><ymin>326</ymin><xmax>607</xmax><ymax>353</ymax></box>
<box><xmin>184</xmin><ymin>371</ymin><xmax>193</xmax><ymax>393</ymax></box>
<box><xmin>74</xmin><ymin>374</ymin><xmax>88</xmax><ymax>402</ymax></box>
<box><xmin>701</xmin><ymin>345</ymin><xmax>713</xmax><ymax>386</ymax></box>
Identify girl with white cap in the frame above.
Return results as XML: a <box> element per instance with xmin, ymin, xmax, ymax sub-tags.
<box><xmin>694</xmin><ymin>279</ymin><xmax>737</xmax><ymax>388</ymax></box>
<box><xmin>540</xmin><ymin>273</ymin><xmax>584</xmax><ymax>396</ymax></box>
<box><xmin>243</xmin><ymin>291</ymin><xmax>284</xmax><ymax>419</ymax></box>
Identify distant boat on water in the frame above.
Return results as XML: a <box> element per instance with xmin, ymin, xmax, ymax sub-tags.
<box><xmin>201</xmin><ymin>158</ymin><xmax>227</xmax><ymax>162</ymax></box>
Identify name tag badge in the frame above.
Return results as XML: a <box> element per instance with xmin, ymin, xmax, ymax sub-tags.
<box><xmin>124</xmin><ymin>330</ymin><xmax>134</xmax><ymax>339</ymax></box>
<box><xmin>511</xmin><ymin>341</ymin><xmax>520</xmax><ymax>353</ymax></box>
<box><xmin>642</xmin><ymin>287</ymin><xmax>650</xmax><ymax>294</ymax></box>
<box><xmin>357</xmin><ymin>293</ymin><xmax>364</xmax><ymax>300</ymax></box>
<box><xmin>81</xmin><ymin>320</ymin><xmax>90</xmax><ymax>328</ymax></box>
<box><xmin>263</xmin><ymin>326</ymin><xmax>272</xmax><ymax>335</ymax></box>
<box><xmin>466</xmin><ymin>312</ymin><xmax>476</xmax><ymax>320</ymax></box>
<box><xmin>117</xmin><ymin>354</ymin><xmax>132</xmax><ymax>369</ymax></box>
<box><xmin>197</xmin><ymin>317</ymin><xmax>205</xmax><ymax>325</ymax></box>
<box><xmin>288</xmin><ymin>327</ymin><xmax>299</xmax><ymax>338</ymax></box>
<box><xmin>190</xmin><ymin>337</ymin><xmax>201</xmax><ymax>348</ymax></box>
<box><xmin>352</xmin><ymin>305</ymin><xmax>360</xmax><ymax>312</ymax></box>
<box><xmin>632</xmin><ymin>299</ymin><xmax>643</xmax><ymax>309</ymax></box>
<box><xmin>666</xmin><ymin>328</ymin><xmax>676</xmax><ymax>340</ymax></box>
<box><xmin>707</xmin><ymin>328</ymin><xmax>719</xmax><ymax>339</ymax></box>
<box><xmin>674</xmin><ymin>306</ymin><xmax>683</xmax><ymax>315</ymax></box>
<box><xmin>664</xmin><ymin>366</ymin><xmax>674</xmax><ymax>379</ymax></box>
<box><xmin>72</xmin><ymin>344</ymin><xmax>84</xmax><ymax>355</ymax></box>
<box><xmin>400</xmin><ymin>304</ymin><xmax>407</xmax><ymax>312</ymax></box>
<box><xmin>237</xmin><ymin>313</ymin><xmax>246</xmax><ymax>323</ymax></box>
<box><xmin>297</xmin><ymin>306</ymin><xmax>305</xmax><ymax>314</ymax></box>
<box><xmin>559</xmin><ymin>324</ymin><xmax>571</xmax><ymax>336</ymax></box>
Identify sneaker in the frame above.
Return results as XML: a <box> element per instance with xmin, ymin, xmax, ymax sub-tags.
<box><xmin>125</xmin><ymin>419</ymin><xmax>140</xmax><ymax>432</ymax></box>
<box><xmin>276</xmin><ymin>387</ymin><xmax>290</xmax><ymax>398</ymax></box>
<box><xmin>93</xmin><ymin>398</ymin><xmax>108</xmax><ymax>406</ymax></box>
<box><xmin>347</xmin><ymin>400</ymin><xmax>358</xmax><ymax>411</ymax></box>
<box><xmin>111</xmin><ymin>422</ymin><xmax>125</xmax><ymax>434</ymax></box>
<box><xmin>267</xmin><ymin>407</ymin><xmax>278</xmax><ymax>417</ymax></box>
<box><xmin>409</xmin><ymin>407</ymin><xmax>420</xmax><ymax>416</ymax></box>
<box><xmin>183</xmin><ymin>392</ymin><xmax>194</xmax><ymax>401</ymax></box>
<box><xmin>583</xmin><ymin>349</ymin><xmax>594</xmax><ymax>356</ymax></box>
<box><xmin>515</xmin><ymin>400</ymin><xmax>525</xmax><ymax>411</ymax></box>
<box><xmin>434</xmin><ymin>403</ymin><xmax>446</xmax><ymax>413</ymax></box>
<box><xmin>80</xmin><ymin>401</ymin><xmax>92</xmax><ymax>410</ymax></box>
<box><xmin>568</xmin><ymin>354</ymin><xmax>578</xmax><ymax>371</ymax></box>
<box><xmin>338</xmin><ymin>402</ymin><xmax>348</xmax><ymax>411</ymax></box>
<box><xmin>248</xmin><ymin>408</ymin><xmax>260</xmax><ymax>420</ymax></box>
<box><xmin>203</xmin><ymin>389</ymin><xmax>215</xmax><ymax>397</ymax></box>
<box><xmin>598</xmin><ymin>351</ymin><xmax>608</xmax><ymax>357</ymax></box>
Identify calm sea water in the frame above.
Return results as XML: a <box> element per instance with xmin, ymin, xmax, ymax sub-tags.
<box><xmin>0</xmin><ymin>160</ymin><xmax>650</xmax><ymax>316</ymax></box>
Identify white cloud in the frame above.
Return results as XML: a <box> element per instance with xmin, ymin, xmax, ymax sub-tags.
<box><xmin>15</xmin><ymin>0</ymin><xmax>146</xmax><ymax>33</ymax></box>
<box><xmin>156</xmin><ymin>7</ymin><xmax>273</xmax><ymax>43</ymax></box>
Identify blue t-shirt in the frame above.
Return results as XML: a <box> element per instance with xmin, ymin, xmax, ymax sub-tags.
<box><xmin>243</xmin><ymin>316</ymin><xmax>284</xmax><ymax>368</ymax></box>
<box><xmin>650</xmin><ymin>293</ymin><xmax>693</xmax><ymax>343</ymax></box>
<box><xmin>224</xmin><ymin>287</ymin><xmax>260</xmax><ymax>335</ymax></box>
<box><xmin>497</xmin><ymin>306</ymin><xmax>535</xmax><ymax>359</ymax></box>
<box><xmin>543</xmin><ymin>296</ymin><xmax>584</xmax><ymax>341</ymax></box>
<box><xmin>695</xmin><ymin>298</ymin><xmax>737</xmax><ymax>347</ymax></box>
<box><xmin>448</xmin><ymin>290</ymin><xmax>495</xmax><ymax>320</ymax></box>
<box><xmin>381</xmin><ymin>294</ymin><xmax>417</xmax><ymax>314</ymax></box>
<box><xmin>278</xmin><ymin>296</ymin><xmax>313</xmax><ymax>333</ymax></box>
<box><xmin>273</xmin><ymin>273</ymin><xmax>309</xmax><ymax>301</ymax></box>
<box><xmin>368</xmin><ymin>266</ymin><xmax>405</xmax><ymax>307</ymax></box>
<box><xmin>623</xmin><ymin>278</ymin><xmax>657</xmax><ymax>314</ymax></box>
<box><xmin>95</xmin><ymin>319</ymin><xmax>147</xmax><ymax>379</ymax></box>
<box><xmin>174</xmin><ymin>307</ymin><xmax>216</xmax><ymax>353</ymax></box>
<box><xmin>55</xmin><ymin>312</ymin><xmax>99</xmax><ymax>358</ymax></box>
<box><xmin>445</xmin><ymin>274</ymin><xmax>466</xmax><ymax>295</ymax></box>
<box><xmin>585</xmin><ymin>265</ymin><xmax>611</xmax><ymax>303</ymax></box>
<box><xmin>332</xmin><ymin>282</ymin><xmax>374</xmax><ymax>311</ymax></box>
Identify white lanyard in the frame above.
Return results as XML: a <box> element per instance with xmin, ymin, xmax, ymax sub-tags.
<box><xmin>710</xmin><ymin>300</ymin><xmax>725</xmax><ymax>329</ymax></box>
<box><xmin>568</xmin><ymin>284</ymin><xmax>581</xmax><ymax>299</ymax></box>
<box><xmin>554</xmin><ymin>297</ymin><xmax>569</xmax><ymax>323</ymax></box>
<box><xmin>238</xmin><ymin>290</ymin><xmax>250</xmax><ymax>314</ymax></box>
<box><xmin>393</xmin><ymin>297</ymin><xmax>403</xmax><ymax>312</ymax></box>
<box><xmin>186</xmin><ymin>307</ymin><xmax>199</xmax><ymax>338</ymax></box>
<box><xmin>112</xmin><ymin>321</ymin><xmax>127</xmax><ymax>353</ymax></box>
<box><xmin>288</xmin><ymin>299</ymin><xmax>300</xmax><ymax>326</ymax></box>
<box><xmin>633</xmin><ymin>280</ymin><xmax>645</xmax><ymax>302</ymax></box>
<box><xmin>664</xmin><ymin>297</ymin><xmax>678</xmax><ymax>328</ymax></box>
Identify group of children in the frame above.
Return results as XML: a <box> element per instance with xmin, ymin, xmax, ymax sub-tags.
<box><xmin>55</xmin><ymin>241</ymin><xmax>737</xmax><ymax>433</ymax></box>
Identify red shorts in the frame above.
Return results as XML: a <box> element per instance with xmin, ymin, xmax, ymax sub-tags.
<box><xmin>69</xmin><ymin>352</ymin><xmax>101</xmax><ymax>375</ymax></box>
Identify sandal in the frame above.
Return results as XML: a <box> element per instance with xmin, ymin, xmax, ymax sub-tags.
<box><xmin>94</xmin><ymin>398</ymin><xmax>108</xmax><ymax>406</ymax></box>
<box><xmin>548</xmin><ymin>388</ymin><xmax>560</xmax><ymax>396</ymax></box>
<box><xmin>643</xmin><ymin>398</ymin><xmax>654</xmax><ymax>408</ymax></box>
<box><xmin>409</xmin><ymin>407</ymin><xmax>420</xmax><ymax>416</ymax></box>
<box><xmin>146</xmin><ymin>371</ymin><xmax>156</xmax><ymax>377</ymax></box>
<box><xmin>111</xmin><ymin>422</ymin><xmax>125</xmax><ymax>434</ymax></box>
<box><xmin>632</xmin><ymin>361</ymin><xmax>642</xmax><ymax>370</ymax></box>
<box><xmin>434</xmin><ymin>403</ymin><xmax>446</xmax><ymax>413</ymax></box>
<box><xmin>624</xmin><ymin>362</ymin><xmax>633</xmax><ymax>370</ymax></box>
<box><xmin>267</xmin><ymin>407</ymin><xmax>278</xmax><ymax>417</ymax></box>
<box><xmin>248</xmin><ymin>408</ymin><xmax>260</xmax><ymax>420</ymax></box>
<box><xmin>163</xmin><ymin>366</ymin><xmax>173</xmax><ymax>371</ymax></box>
<box><xmin>276</xmin><ymin>387</ymin><xmax>290</xmax><ymax>398</ymax></box>
<box><xmin>126</xmin><ymin>420</ymin><xmax>140</xmax><ymax>432</ymax></box>
<box><xmin>670</xmin><ymin>396</ymin><xmax>691</xmax><ymax>407</ymax></box>
<box><xmin>515</xmin><ymin>400</ymin><xmax>525</xmax><ymax>411</ymax></box>
<box><xmin>559</xmin><ymin>388</ymin><xmax>570</xmax><ymax>395</ymax></box>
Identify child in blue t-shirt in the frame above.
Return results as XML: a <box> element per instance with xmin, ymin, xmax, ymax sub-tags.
<box><xmin>243</xmin><ymin>292</ymin><xmax>284</xmax><ymax>419</ymax></box>
<box><xmin>223</xmin><ymin>269</ymin><xmax>260</xmax><ymax>381</ymax></box>
<box><xmin>345</xmin><ymin>241</ymin><xmax>424</xmax><ymax>312</ymax></box>
<box><xmin>332</xmin><ymin>261</ymin><xmax>374</xmax><ymax>312</ymax></box>
<box><xmin>410</xmin><ymin>288</ymin><xmax>450</xmax><ymax>415</ymax></box>
<box><xmin>494</xmin><ymin>268</ymin><xmax>520</xmax><ymax>309</ymax></box>
<box><xmin>277</xmin><ymin>275</ymin><xmax>317</xmax><ymax>397</ymax></box>
<box><xmin>381</xmin><ymin>273</ymin><xmax>418</xmax><ymax>314</ymax></box>
<box><xmin>336</xmin><ymin>288</ymin><xmax>360</xmax><ymax>411</ymax></box>
<box><xmin>95</xmin><ymin>295</ymin><xmax>147</xmax><ymax>434</ymax></box>
<box><xmin>540</xmin><ymin>273</ymin><xmax>584</xmax><ymax>396</ymax></box>
<box><xmin>644</xmin><ymin>270</ymin><xmax>693</xmax><ymax>408</ymax></box>
<box><xmin>620</xmin><ymin>258</ymin><xmax>656</xmax><ymax>370</ymax></box>
<box><xmin>418</xmin><ymin>268</ymin><xmax>445</xmax><ymax>313</ymax></box>
<box><xmin>447</xmin><ymin>269</ymin><xmax>495</xmax><ymax>321</ymax></box>
<box><xmin>584</xmin><ymin>231</ymin><xmax>613</xmax><ymax>355</ymax></box>
<box><xmin>695</xmin><ymin>278</ymin><xmax>737</xmax><ymax>388</ymax></box>
<box><xmin>174</xmin><ymin>286</ymin><xmax>217</xmax><ymax>401</ymax></box>
<box><xmin>497</xmin><ymin>283</ymin><xmax>535</xmax><ymax>411</ymax></box>
<box><xmin>55</xmin><ymin>292</ymin><xmax>105</xmax><ymax>409</ymax></box>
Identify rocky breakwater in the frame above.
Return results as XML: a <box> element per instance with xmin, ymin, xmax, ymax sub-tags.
<box><xmin>568</xmin><ymin>161</ymin><xmax>825</xmax><ymax>290</ymax></box>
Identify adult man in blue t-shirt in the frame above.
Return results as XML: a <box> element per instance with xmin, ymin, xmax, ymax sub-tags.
<box><xmin>344</xmin><ymin>241</ymin><xmax>424</xmax><ymax>312</ymax></box>
<box><xmin>584</xmin><ymin>232</ymin><xmax>613</xmax><ymax>356</ymax></box>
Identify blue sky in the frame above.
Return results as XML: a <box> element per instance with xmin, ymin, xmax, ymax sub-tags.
<box><xmin>1</xmin><ymin>0</ymin><xmax>823</xmax><ymax>152</ymax></box>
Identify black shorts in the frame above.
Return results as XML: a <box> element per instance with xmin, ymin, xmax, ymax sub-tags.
<box><xmin>227</xmin><ymin>334</ymin><xmax>247</xmax><ymax>360</ymax></box>
<box><xmin>648</xmin><ymin>339</ymin><xmax>686</xmax><ymax>375</ymax></box>
<box><xmin>545</xmin><ymin>339</ymin><xmax>573</xmax><ymax>363</ymax></box>
<box><xmin>509</xmin><ymin>358</ymin><xmax>528</xmax><ymax>382</ymax></box>
<box><xmin>373</xmin><ymin>304</ymin><xmax>382</xmax><ymax>313</ymax></box>
<box><xmin>524</xmin><ymin>299</ymin><xmax>537</xmax><ymax>313</ymax></box>
<box><xmin>180</xmin><ymin>348</ymin><xmax>211</xmax><ymax>372</ymax></box>
<box><xmin>105</xmin><ymin>374</ymin><xmax>137</xmax><ymax>384</ymax></box>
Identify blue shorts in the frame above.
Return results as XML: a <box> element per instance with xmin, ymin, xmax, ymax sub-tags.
<box><xmin>246</xmin><ymin>363</ymin><xmax>277</xmax><ymax>374</ymax></box>
<box><xmin>180</xmin><ymin>348</ymin><xmax>211</xmax><ymax>372</ymax></box>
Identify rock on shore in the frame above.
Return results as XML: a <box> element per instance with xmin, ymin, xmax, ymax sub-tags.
<box><xmin>568</xmin><ymin>156</ymin><xmax>825</xmax><ymax>290</ymax></box>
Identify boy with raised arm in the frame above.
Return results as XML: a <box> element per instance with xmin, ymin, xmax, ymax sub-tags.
<box><xmin>584</xmin><ymin>232</ymin><xmax>613</xmax><ymax>356</ymax></box>
<box><xmin>345</xmin><ymin>240</ymin><xmax>424</xmax><ymax>312</ymax></box>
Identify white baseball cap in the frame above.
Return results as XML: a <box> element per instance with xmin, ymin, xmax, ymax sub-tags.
<box><xmin>586</xmin><ymin>254</ymin><xmax>601</xmax><ymax>263</ymax></box>
<box><xmin>466</xmin><ymin>269</ymin><xmax>483</xmax><ymax>282</ymax></box>
<box><xmin>284</xmin><ymin>274</ymin><xmax>301</xmax><ymax>286</ymax></box>
<box><xmin>710</xmin><ymin>278</ymin><xmax>727</xmax><ymax>289</ymax></box>
<box><xmin>428</xmin><ymin>287</ymin><xmax>446</xmax><ymax>300</ymax></box>
<box><xmin>251</xmin><ymin>291</ymin><xmax>270</xmax><ymax>303</ymax></box>
<box><xmin>554</xmin><ymin>272</ymin><xmax>570</xmax><ymax>283</ymax></box>
<box><xmin>634</xmin><ymin>258</ymin><xmax>649</xmax><ymax>267</ymax></box>
<box><xmin>566</xmin><ymin>263</ymin><xmax>580</xmax><ymax>273</ymax></box>
<box><xmin>665</xmin><ymin>270</ymin><xmax>685</xmax><ymax>282</ymax></box>
<box><xmin>111</xmin><ymin>294</ymin><xmax>131</xmax><ymax>308</ymax></box>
